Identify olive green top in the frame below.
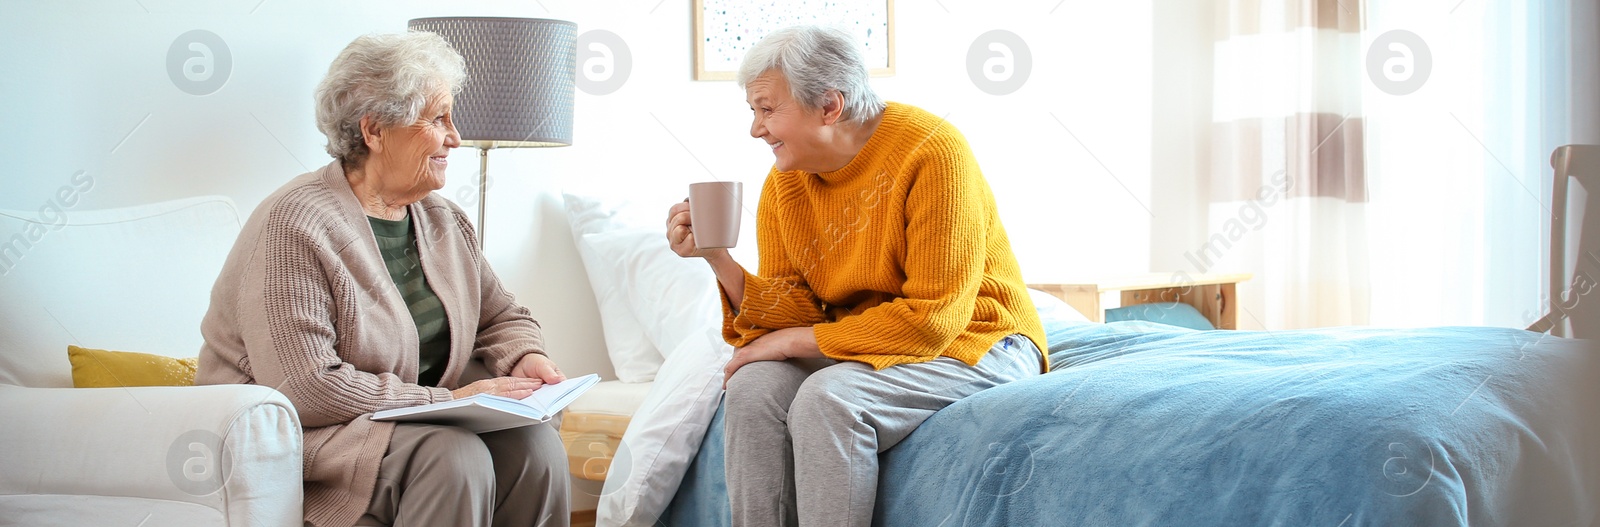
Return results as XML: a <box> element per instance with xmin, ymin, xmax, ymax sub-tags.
<box><xmin>368</xmin><ymin>213</ymin><xmax>451</xmax><ymax>387</ymax></box>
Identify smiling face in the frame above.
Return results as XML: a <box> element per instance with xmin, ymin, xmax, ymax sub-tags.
<box><xmin>369</xmin><ymin>90</ymin><xmax>461</xmax><ymax>199</ymax></box>
<box><xmin>746</xmin><ymin>70</ymin><xmax>828</xmax><ymax>173</ymax></box>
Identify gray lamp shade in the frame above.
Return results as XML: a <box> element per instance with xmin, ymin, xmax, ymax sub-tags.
<box><xmin>409</xmin><ymin>17</ymin><xmax>577</xmax><ymax>148</ymax></box>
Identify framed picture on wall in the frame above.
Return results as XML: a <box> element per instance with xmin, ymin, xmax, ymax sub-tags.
<box><xmin>693</xmin><ymin>0</ymin><xmax>895</xmax><ymax>81</ymax></box>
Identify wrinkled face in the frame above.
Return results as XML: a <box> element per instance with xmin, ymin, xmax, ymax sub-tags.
<box><xmin>374</xmin><ymin>90</ymin><xmax>460</xmax><ymax>195</ymax></box>
<box><xmin>746</xmin><ymin>70</ymin><xmax>825</xmax><ymax>173</ymax></box>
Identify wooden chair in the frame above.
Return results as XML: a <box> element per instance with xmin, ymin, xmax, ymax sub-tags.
<box><xmin>1528</xmin><ymin>144</ymin><xmax>1600</xmax><ymax>338</ymax></box>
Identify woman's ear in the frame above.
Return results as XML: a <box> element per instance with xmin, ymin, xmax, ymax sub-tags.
<box><xmin>820</xmin><ymin>90</ymin><xmax>845</xmax><ymax>126</ymax></box>
<box><xmin>359</xmin><ymin>115</ymin><xmax>384</xmax><ymax>155</ymax></box>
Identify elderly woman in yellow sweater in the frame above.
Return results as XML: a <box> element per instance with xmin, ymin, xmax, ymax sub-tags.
<box><xmin>198</xmin><ymin>32</ymin><xmax>569</xmax><ymax>527</ymax></box>
<box><xmin>666</xmin><ymin>25</ymin><xmax>1047</xmax><ymax>527</ymax></box>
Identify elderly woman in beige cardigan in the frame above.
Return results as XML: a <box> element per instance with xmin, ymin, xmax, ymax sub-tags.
<box><xmin>197</xmin><ymin>32</ymin><xmax>569</xmax><ymax>527</ymax></box>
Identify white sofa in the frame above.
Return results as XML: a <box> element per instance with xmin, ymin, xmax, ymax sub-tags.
<box><xmin>0</xmin><ymin>197</ymin><xmax>303</xmax><ymax>527</ymax></box>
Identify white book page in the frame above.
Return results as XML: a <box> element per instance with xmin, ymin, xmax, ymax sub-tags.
<box><xmin>515</xmin><ymin>373</ymin><xmax>600</xmax><ymax>417</ymax></box>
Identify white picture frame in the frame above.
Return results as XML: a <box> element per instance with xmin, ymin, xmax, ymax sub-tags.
<box><xmin>693</xmin><ymin>0</ymin><xmax>895</xmax><ymax>81</ymax></box>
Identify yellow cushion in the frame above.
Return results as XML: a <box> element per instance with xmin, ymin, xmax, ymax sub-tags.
<box><xmin>68</xmin><ymin>345</ymin><xmax>198</xmax><ymax>388</ymax></box>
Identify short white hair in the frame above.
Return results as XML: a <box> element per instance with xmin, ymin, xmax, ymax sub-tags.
<box><xmin>737</xmin><ymin>26</ymin><xmax>885</xmax><ymax>125</ymax></box>
<box><xmin>314</xmin><ymin>31</ymin><xmax>467</xmax><ymax>166</ymax></box>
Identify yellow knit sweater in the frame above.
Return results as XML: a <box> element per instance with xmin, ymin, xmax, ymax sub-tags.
<box><xmin>722</xmin><ymin>102</ymin><xmax>1047</xmax><ymax>371</ymax></box>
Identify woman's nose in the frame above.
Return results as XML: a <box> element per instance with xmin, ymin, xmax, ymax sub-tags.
<box><xmin>444</xmin><ymin>121</ymin><xmax>461</xmax><ymax>148</ymax></box>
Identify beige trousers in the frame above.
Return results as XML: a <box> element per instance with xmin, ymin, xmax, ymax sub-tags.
<box><xmin>354</xmin><ymin>421</ymin><xmax>571</xmax><ymax>527</ymax></box>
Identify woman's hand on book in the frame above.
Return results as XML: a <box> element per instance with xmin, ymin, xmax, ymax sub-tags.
<box><xmin>511</xmin><ymin>353</ymin><xmax>567</xmax><ymax>385</ymax></box>
<box><xmin>450</xmin><ymin>377</ymin><xmax>543</xmax><ymax>400</ymax></box>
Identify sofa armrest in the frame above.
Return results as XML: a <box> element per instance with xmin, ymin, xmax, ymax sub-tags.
<box><xmin>0</xmin><ymin>384</ymin><xmax>303</xmax><ymax>526</ymax></box>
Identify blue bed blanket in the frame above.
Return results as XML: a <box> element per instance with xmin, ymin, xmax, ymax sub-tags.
<box><xmin>663</xmin><ymin>323</ymin><xmax>1600</xmax><ymax>526</ymax></box>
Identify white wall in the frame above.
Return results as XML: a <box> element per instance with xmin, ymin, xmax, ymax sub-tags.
<box><xmin>0</xmin><ymin>0</ymin><xmax>1154</xmax><ymax>378</ymax></box>
<box><xmin>1148</xmin><ymin>0</ymin><xmax>1214</xmax><ymax>279</ymax></box>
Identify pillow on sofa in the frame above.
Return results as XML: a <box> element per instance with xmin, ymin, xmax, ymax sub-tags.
<box><xmin>578</xmin><ymin>215</ymin><xmax>729</xmax><ymax>525</ymax></box>
<box><xmin>599</xmin><ymin>324</ymin><xmax>733</xmax><ymax>526</ymax></box>
<box><xmin>564</xmin><ymin>193</ymin><xmax>665</xmax><ymax>383</ymax></box>
<box><xmin>583</xmin><ymin>228</ymin><xmax>721</xmax><ymax>359</ymax></box>
<box><xmin>68</xmin><ymin>345</ymin><xmax>198</xmax><ymax>388</ymax></box>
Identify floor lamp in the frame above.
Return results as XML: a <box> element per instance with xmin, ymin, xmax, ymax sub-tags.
<box><xmin>408</xmin><ymin>17</ymin><xmax>577</xmax><ymax>248</ymax></box>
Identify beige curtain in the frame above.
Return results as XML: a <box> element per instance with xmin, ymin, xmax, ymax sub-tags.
<box><xmin>1200</xmin><ymin>0</ymin><xmax>1370</xmax><ymax>329</ymax></box>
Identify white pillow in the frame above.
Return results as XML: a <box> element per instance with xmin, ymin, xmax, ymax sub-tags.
<box><xmin>1028</xmin><ymin>287</ymin><xmax>1093</xmax><ymax>324</ymax></box>
<box><xmin>582</xmin><ymin>228</ymin><xmax>722</xmax><ymax>358</ymax></box>
<box><xmin>563</xmin><ymin>193</ymin><xmax>664</xmax><ymax>383</ymax></box>
<box><xmin>597</xmin><ymin>324</ymin><xmax>732</xmax><ymax>526</ymax></box>
<box><xmin>576</xmin><ymin>209</ymin><xmax>731</xmax><ymax>526</ymax></box>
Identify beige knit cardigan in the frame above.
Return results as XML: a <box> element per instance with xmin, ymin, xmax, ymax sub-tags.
<box><xmin>197</xmin><ymin>161</ymin><xmax>546</xmax><ymax>527</ymax></box>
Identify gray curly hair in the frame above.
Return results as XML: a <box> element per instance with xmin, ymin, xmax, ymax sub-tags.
<box><xmin>314</xmin><ymin>31</ymin><xmax>467</xmax><ymax>167</ymax></box>
<box><xmin>736</xmin><ymin>26</ymin><xmax>885</xmax><ymax>125</ymax></box>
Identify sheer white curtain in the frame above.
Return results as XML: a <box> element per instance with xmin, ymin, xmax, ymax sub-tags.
<box><xmin>1204</xmin><ymin>0</ymin><xmax>1575</xmax><ymax>329</ymax></box>
<box><xmin>1205</xmin><ymin>0</ymin><xmax>1370</xmax><ymax>330</ymax></box>
<box><xmin>1362</xmin><ymin>0</ymin><xmax>1567</xmax><ymax>329</ymax></box>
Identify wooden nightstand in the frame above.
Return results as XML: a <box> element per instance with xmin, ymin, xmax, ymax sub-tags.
<box><xmin>1029</xmin><ymin>273</ymin><xmax>1252</xmax><ymax>330</ymax></box>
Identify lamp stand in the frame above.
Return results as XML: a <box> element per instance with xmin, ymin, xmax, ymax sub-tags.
<box><xmin>476</xmin><ymin>146</ymin><xmax>490</xmax><ymax>249</ymax></box>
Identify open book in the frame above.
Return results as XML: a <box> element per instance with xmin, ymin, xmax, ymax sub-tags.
<box><xmin>373</xmin><ymin>373</ymin><xmax>601</xmax><ymax>433</ymax></box>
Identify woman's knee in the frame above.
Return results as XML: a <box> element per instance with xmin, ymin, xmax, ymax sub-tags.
<box><xmin>724</xmin><ymin>361</ymin><xmax>804</xmax><ymax>412</ymax></box>
<box><xmin>481</xmin><ymin>423</ymin><xmax>568</xmax><ymax>477</ymax></box>
<box><xmin>404</xmin><ymin>424</ymin><xmax>495</xmax><ymax>486</ymax></box>
<box><xmin>788</xmin><ymin>366</ymin><xmax>866</xmax><ymax>427</ymax></box>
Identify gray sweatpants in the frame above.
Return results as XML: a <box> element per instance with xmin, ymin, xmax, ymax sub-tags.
<box><xmin>723</xmin><ymin>334</ymin><xmax>1042</xmax><ymax>527</ymax></box>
